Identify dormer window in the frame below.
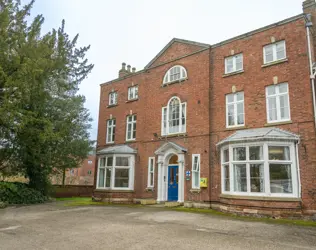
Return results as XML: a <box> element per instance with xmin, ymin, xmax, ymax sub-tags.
<box><xmin>163</xmin><ymin>65</ymin><xmax>187</xmax><ymax>85</ymax></box>
<box><xmin>109</xmin><ymin>92</ymin><xmax>117</xmax><ymax>106</ymax></box>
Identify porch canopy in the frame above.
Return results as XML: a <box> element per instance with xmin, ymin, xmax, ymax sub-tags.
<box><xmin>97</xmin><ymin>144</ymin><xmax>137</xmax><ymax>155</ymax></box>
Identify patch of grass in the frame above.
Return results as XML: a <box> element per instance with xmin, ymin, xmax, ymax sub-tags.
<box><xmin>171</xmin><ymin>207</ymin><xmax>316</xmax><ymax>227</ymax></box>
<box><xmin>56</xmin><ymin>197</ymin><xmax>107</xmax><ymax>206</ymax></box>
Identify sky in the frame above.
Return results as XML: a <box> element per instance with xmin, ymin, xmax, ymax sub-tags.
<box><xmin>27</xmin><ymin>0</ymin><xmax>303</xmax><ymax>140</ymax></box>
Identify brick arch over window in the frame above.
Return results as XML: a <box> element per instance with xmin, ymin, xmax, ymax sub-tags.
<box><xmin>162</xmin><ymin>96</ymin><xmax>187</xmax><ymax>135</ymax></box>
<box><xmin>163</xmin><ymin>65</ymin><xmax>187</xmax><ymax>84</ymax></box>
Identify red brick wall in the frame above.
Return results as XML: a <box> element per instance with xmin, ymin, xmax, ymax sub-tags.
<box><xmin>209</xmin><ymin>17</ymin><xmax>316</xmax><ymax>210</ymax></box>
<box><xmin>97</xmin><ymin>47</ymin><xmax>211</xmax><ymax>202</ymax></box>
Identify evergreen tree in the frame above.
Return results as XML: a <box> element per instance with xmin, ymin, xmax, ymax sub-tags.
<box><xmin>0</xmin><ymin>0</ymin><xmax>94</xmax><ymax>194</ymax></box>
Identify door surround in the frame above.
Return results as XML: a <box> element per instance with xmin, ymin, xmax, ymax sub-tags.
<box><xmin>155</xmin><ymin>142</ymin><xmax>186</xmax><ymax>203</ymax></box>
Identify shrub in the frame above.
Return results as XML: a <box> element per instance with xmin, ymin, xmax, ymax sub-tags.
<box><xmin>0</xmin><ymin>182</ymin><xmax>48</xmax><ymax>204</ymax></box>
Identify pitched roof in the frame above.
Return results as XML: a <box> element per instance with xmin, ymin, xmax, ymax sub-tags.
<box><xmin>144</xmin><ymin>38</ymin><xmax>210</xmax><ymax>69</ymax></box>
<box><xmin>97</xmin><ymin>145</ymin><xmax>137</xmax><ymax>155</ymax></box>
<box><xmin>217</xmin><ymin>127</ymin><xmax>300</xmax><ymax>147</ymax></box>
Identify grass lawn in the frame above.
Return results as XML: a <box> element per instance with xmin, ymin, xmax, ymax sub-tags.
<box><xmin>55</xmin><ymin>197</ymin><xmax>316</xmax><ymax>227</ymax></box>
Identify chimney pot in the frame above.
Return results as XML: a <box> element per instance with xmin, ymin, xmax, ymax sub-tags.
<box><xmin>132</xmin><ymin>67</ymin><xmax>136</xmax><ymax>73</ymax></box>
<box><xmin>127</xmin><ymin>65</ymin><xmax>131</xmax><ymax>72</ymax></box>
<box><xmin>122</xmin><ymin>62</ymin><xmax>126</xmax><ymax>70</ymax></box>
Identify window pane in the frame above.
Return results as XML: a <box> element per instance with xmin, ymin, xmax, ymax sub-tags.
<box><xmin>265</xmin><ymin>45</ymin><xmax>273</xmax><ymax>63</ymax></box>
<box><xmin>98</xmin><ymin>168</ymin><xmax>105</xmax><ymax>188</ymax></box>
<box><xmin>193</xmin><ymin>156</ymin><xmax>198</xmax><ymax>170</ymax></box>
<box><xmin>100</xmin><ymin>158</ymin><xmax>106</xmax><ymax>167</ymax></box>
<box><xmin>223</xmin><ymin>164</ymin><xmax>230</xmax><ymax>191</ymax></box>
<box><xmin>226</xmin><ymin>58</ymin><xmax>234</xmax><ymax>73</ymax></box>
<box><xmin>114</xmin><ymin>169</ymin><xmax>129</xmax><ymax>188</ymax></box>
<box><xmin>116</xmin><ymin>157</ymin><xmax>129</xmax><ymax>166</ymax></box>
<box><xmin>223</xmin><ymin>149</ymin><xmax>229</xmax><ymax>163</ymax></box>
<box><xmin>276</xmin><ymin>42</ymin><xmax>285</xmax><ymax>60</ymax></box>
<box><xmin>234</xmin><ymin>164</ymin><xmax>247</xmax><ymax>192</ymax></box>
<box><xmin>267</xmin><ymin>85</ymin><xmax>275</xmax><ymax>96</ymax></box>
<box><xmin>250</xmin><ymin>164</ymin><xmax>264</xmax><ymax>193</ymax></box>
<box><xmin>105</xmin><ymin>168</ymin><xmax>111</xmax><ymax>187</ymax></box>
<box><xmin>236</xmin><ymin>92</ymin><xmax>244</xmax><ymax>101</ymax></box>
<box><xmin>227</xmin><ymin>94</ymin><xmax>234</xmax><ymax>103</ymax></box>
<box><xmin>106</xmin><ymin>157</ymin><xmax>113</xmax><ymax>166</ymax></box>
<box><xmin>269</xmin><ymin>164</ymin><xmax>292</xmax><ymax>193</ymax></box>
<box><xmin>237</xmin><ymin>103</ymin><xmax>244</xmax><ymax>125</ymax></box>
<box><xmin>150</xmin><ymin>173</ymin><xmax>154</xmax><ymax>186</ymax></box>
<box><xmin>235</xmin><ymin>54</ymin><xmax>243</xmax><ymax>71</ymax></box>
<box><xmin>279</xmin><ymin>83</ymin><xmax>288</xmax><ymax>93</ymax></box>
<box><xmin>228</xmin><ymin>104</ymin><xmax>235</xmax><ymax>126</ymax></box>
<box><xmin>280</xmin><ymin>95</ymin><xmax>289</xmax><ymax>119</ymax></box>
<box><xmin>249</xmin><ymin>146</ymin><xmax>263</xmax><ymax>160</ymax></box>
<box><xmin>268</xmin><ymin>97</ymin><xmax>277</xmax><ymax>121</ymax></box>
<box><xmin>269</xmin><ymin>146</ymin><xmax>290</xmax><ymax>160</ymax></box>
<box><xmin>233</xmin><ymin>147</ymin><xmax>246</xmax><ymax>161</ymax></box>
<box><xmin>193</xmin><ymin>172</ymin><xmax>199</xmax><ymax>187</ymax></box>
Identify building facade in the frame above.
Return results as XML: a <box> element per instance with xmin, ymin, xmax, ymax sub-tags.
<box><xmin>94</xmin><ymin>0</ymin><xmax>316</xmax><ymax>216</ymax></box>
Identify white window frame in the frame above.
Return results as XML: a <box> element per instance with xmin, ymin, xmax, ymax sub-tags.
<box><xmin>109</xmin><ymin>92</ymin><xmax>117</xmax><ymax>105</ymax></box>
<box><xmin>263</xmin><ymin>40</ymin><xmax>286</xmax><ymax>64</ymax></box>
<box><xmin>266</xmin><ymin>83</ymin><xmax>291</xmax><ymax>123</ymax></box>
<box><xmin>226</xmin><ymin>92</ymin><xmax>245</xmax><ymax>128</ymax></box>
<box><xmin>96</xmin><ymin>154</ymin><xmax>135</xmax><ymax>190</ymax></box>
<box><xmin>221</xmin><ymin>141</ymin><xmax>299</xmax><ymax>198</ymax></box>
<box><xmin>225</xmin><ymin>53</ymin><xmax>243</xmax><ymax>74</ymax></box>
<box><xmin>161</xmin><ymin>96</ymin><xmax>187</xmax><ymax>136</ymax></box>
<box><xmin>163</xmin><ymin>65</ymin><xmax>187</xmax><ymax>85</ymax></box>
<box><xmin>106</xmin><ymin>119</ymin><xmax>116</xmax><ymax>144</ymax></box>
<box><xmin>147</xmin><ymin>157</ymin><xmax>155</xmax><ymax>188</ymax></box>
<box><xmin>192</xmin><ymin>154</ymin><xmax>201</xmax><ymax>189</ymax></box>
<box><xmin>126</xmin><ymin>115</ymin><xmax>137</xmax><ymax>141</ymax></box>
<box><xmin>128</xmin><ymin>86</ymin><xmax>138</xmax><ymax>100</ymax></box>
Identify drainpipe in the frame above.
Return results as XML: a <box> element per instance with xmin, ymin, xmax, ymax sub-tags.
<box><xmin>305</xmin><ymin>14</ymin><xmax>316</xmax><ymax>127</ymax></box>
<box><xmin>295</xmin><ymin>141</ymin><xmax>301</xmax><ymax>198</ymax></box>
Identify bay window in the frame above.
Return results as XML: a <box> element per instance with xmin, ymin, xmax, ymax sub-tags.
<box><xmin>221</xmin><ymin>142</ymin><xmax>298</xmax><ymax>197</ymax></box>
<box><xmin>97</xmin><ymin>154</ymin><xmax>134</xmax><ymax>190</ymax></box>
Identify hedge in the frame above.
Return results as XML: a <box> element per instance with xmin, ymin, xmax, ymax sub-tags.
<box><xmin>0</xmin><ymin>181</ymin><xmax>48</xmax><ymax>204</ymax></box>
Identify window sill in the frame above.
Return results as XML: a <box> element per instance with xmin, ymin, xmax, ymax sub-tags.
<box><xmin>125</xmin><ymin>139</ymin><xmax>137</xmax><ymax>143</ymax></box>
<box><xmin>222</xmin><ymin>70</ymin><xmax>244</xmax><ymax>78</ymax></box>
<box><xmin>220</xmin><ymin>194</ymin><xmax>300</xmax><ymax>202</ymax></box>
<box><xmin>94</xmin><ymin>189</ymin><xmax>134</xmax><ymax>193</ymax></box>
<box><xmin>107</xmin><ymin>104</ymin><xmax>118</xmax><ymax>108</ymax></box>
<box><xmin>106</xmin><ymin>142</ymin><xmax>115</xmax><ymax>145</ymax></box>
<box><xmin>146</xmin><ymin>187</ymin><xmax>154</xmax><ymax>192</ymax></box>
<box><xmin>160</xmin><ymin>133</ymin><xmax>187</xmax><ymax>138</ymax></box>
<box><xmin>126</xmin><ymin>98</ymin><xmax>138</xmax><ymax>103</ymax></box>
<box><xmin>264</xmin><ymin>120</ymin><xmax>292</xmax><ymax>127</ymax></box>
<box><xmin>225</xmin><ymin>125</ymin><xmax>247</xmax><ymax>131</ymax></box>
<box><xmin>190</xmin><ymin>189</ymin><xmax>201</xmax><ymax>193</ymax></box>
<box><xmin>161</xmin><ymin>78</ymin><xmax>188</xmax><ymax>87</ymax></box>
<box><xmin>261</xmin><ymin>58</ymin><xmax>288</xmax><ymax>68</ymax></box>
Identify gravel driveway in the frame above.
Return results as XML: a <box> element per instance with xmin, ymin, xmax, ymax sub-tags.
<box><xmin>0</xmin><ymin>202</ymin><xmax>316</xmax><ymax>250</ymax></box>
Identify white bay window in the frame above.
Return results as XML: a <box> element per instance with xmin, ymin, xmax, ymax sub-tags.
<box><xmin>97</xmin><ymin>154</ymin><xmax>135</xmax><ymax>190</ymax></box>
<box><xmin>221</xmin><ymin>142</ymin><xmax>298</xmax><ymax>197</ymax></box>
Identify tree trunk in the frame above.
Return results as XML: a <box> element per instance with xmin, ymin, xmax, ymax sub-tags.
<box><xmin>62</xmin><ymin>167</ymin><xmax>66</xmax><ymax>186</ymax></box>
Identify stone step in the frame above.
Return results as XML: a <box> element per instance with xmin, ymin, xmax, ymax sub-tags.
<box><xmin>164</xmin><ymin>202</ymin><xmax>181</xmax><ymax>207</ymax></box>
<box><xmin>140</xmin><ymin>199</ymin><xmax>157</xmax><ymax>205</ymax></box>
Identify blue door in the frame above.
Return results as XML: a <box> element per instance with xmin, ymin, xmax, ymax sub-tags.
<box><xmin>168</xmin><ymin>165</ymin><xmax>179</xmax><ymax>201</ymax></box>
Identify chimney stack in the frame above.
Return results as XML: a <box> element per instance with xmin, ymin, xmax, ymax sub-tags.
<box><xmin>119</xmin><ymin>62</ymin><xmax>129</xmax><ymax>78</ymax></box>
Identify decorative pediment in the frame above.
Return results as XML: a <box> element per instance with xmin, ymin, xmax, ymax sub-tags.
<box><xmin>145</xmin><ymin>38</ymin><xmax>210</xmax><ymax>69</ymax></box>
<box><xmin>155</xmin><ymin>141</ymin><xmax>187</xmax><ymax>155</ymax></box>
<box><xmin>217</xmin><ymin>127</ymin><xmax>299</xmax><ymax>147</ymax></box>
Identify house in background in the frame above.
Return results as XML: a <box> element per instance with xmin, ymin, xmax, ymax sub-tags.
<box><xmin>51</xmin><ymin>153</ymin><xmax>96</xmax><ymax>185</ymax></box>
<box><xmin>94</xmin><ymin>0</ymin><xmax>316</xmax><ymax>217</ymax></box>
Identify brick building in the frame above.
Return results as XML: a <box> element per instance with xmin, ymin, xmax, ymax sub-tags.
<box><xmin>95</xmin><ymin>0</ymin><xmax>316</xmax><ymax>216</ymax></box>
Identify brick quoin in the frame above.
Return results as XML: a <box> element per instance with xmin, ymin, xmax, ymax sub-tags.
<box><xmin>95</xmin><ymin>1</ymin><xmax>316</xmax><ymax>216</ymax></box>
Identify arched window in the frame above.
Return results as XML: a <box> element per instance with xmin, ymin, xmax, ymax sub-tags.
<box><xmin>162</xmin><ymin>97</ymin><xmax>186</xmax><ymax>135</ymax></box>
<box><xmin>163</xmin><ymin>65</ymin><xmax>187</xmax><ymax>84</ymax></box>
